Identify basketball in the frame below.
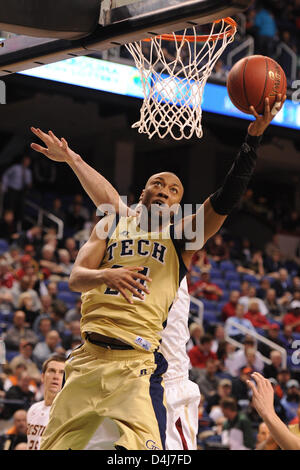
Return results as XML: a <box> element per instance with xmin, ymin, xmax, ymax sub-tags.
<box><xmin>226</xmin><ymin>55</ymin><xmax>287</xmax><ymax>115</ymax></box>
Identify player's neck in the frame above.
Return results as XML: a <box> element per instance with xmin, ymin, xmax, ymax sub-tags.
<box><xmin>137</xmin><ymin>211</ymin><xmax>169</xmax><ymax>233</ymax></box>
<box><xmin>44</xmin><ymin>391</ymin><xmax>55</xmax><ymax>406</ymax></box>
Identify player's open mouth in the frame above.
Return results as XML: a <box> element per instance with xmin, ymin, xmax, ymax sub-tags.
<box><xmin>152</xmin><ymin>200</ymin><xmax>167</xmax><ymax>207</ymax></box>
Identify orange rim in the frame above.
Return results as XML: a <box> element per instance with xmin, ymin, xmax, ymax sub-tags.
<box><xmin>143</xmin><ymin>17</ymin><xmax>237</xmax><ymax>43</ymax></box>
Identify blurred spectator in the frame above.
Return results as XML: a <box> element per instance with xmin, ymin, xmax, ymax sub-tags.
<box><xmin>221</xmin><ymin>290</ymin><xmax>240</xmax><ymax>322</ymax></box>
<box><xmin>66</xmin><ymin>203</ymin><xmax>86</xmax><ymax>234</ymax></box>
<box><xmin>34</xmin><ymin>316</ymin><xmax>52</xmax><ymax>342</ymax></box>
<box><xmin>239</xmin><ymin>286</ymin><xmax>268</xmax><ymax>316</ymax></box>
<box><xmin>231</xmin><ymin>367</ymin><xmax>253</xmax><ymax>406</ymax></box>
<box><xmin>188</xmin><ymin>333</ymin><xmax>217</xmax><ymax>369</ymax></box>
<box><xmin>283</xmin><ymin>301</ymin><xmax>300</xmax><ymax>333</ymax></box>
<box><xmin>236</xmin><ymin>250</ymin><xmax>265</xmax><ymax>278</ymax></box>
<box><xmin>0</xmin><ymin>210</ymin><xmax>18</xmax><ymax>243</ymax></box>
<box><xmin>190</xmin><ymin>358</ymin><xmax>220</xmax><ymax>400</ymax></box>
<box><xmin>0</xmin><ymin>409</ymin><xmax>27</xmax><ymax>450</ymax></box>
<box><xmin>18</xmin><ymin>292</ymin><xmax>38</xmax><ymax>327</ymax></box>
<box><xmin>264</xmin><ymin>234</ymin><xmax>281</xmax><ymax>259</ymax></box>
<box><xmin>206</xmin><ymin>234</ymin><xmax>229</xmax><ymax>262</ymax></box>
<box><xmin>46</xmin><ymin>282</ymin><xmax>58</xmax><ymax>301</ymax></box>
<box><xmin>225</xmin><ymin>337</ymin><xmax>264</xmax><ymax>377</ymax></box>
<box><xmin>68</xmin><ymin>194</ymin><xmax>90</xmax><ymax>221</ymax></box>
<box><xmin>220</xmin><ymin>397</ymin><xmax>255</xmax><ymax>450</ymax></box>
<box><xmin>190</xmin><ymin>249</ymin><xmax>211</xmax><ymax>275</ymax></box>
<box><xmin>32</xmin><ymin>330</ymin><xmax>63</xmax><ymax>371</ymax></box>
<box><xmin>255</xmin><ymin>422</ymin><xmax>280</xmax><ymax>450</ymax></box>
<box><xmin>264</xmin><ymin>251</ymin><xmax>285</xmax><ymax>276</ymax></box>
<box><xmin>0</xmin><ymin>259</ymin><xmax>15</xmax><ymax>289</ymax></box>
<box><xmin>50</xmin><ymin>197</ymin><xmax>66</xmax><ymax>221</ymax></box>
<box><xmin>61</xmin><ymin>321</ymin><xmax>81</xmax><ymax>351</ymax></box>
<box><xmin>1</xmin><ymin>371</ymin><xmax>35</xmax><ymax>419</ymax></box>
<box><xmin>271</xmin><ymin>268</ymin><xmax>292</xmax><ymax>297</ymax></box>
<box><xmin>65</xmin><ymin>297</ymin><xmax>82</xmax><ymax>324</ymax></box>
<box><xmin>279</xmin><ymin>325</ymin><xmax>297</xmax><ymax>357</ymax></box>
<box><xmin>188</xmin><ymin>269</ymin><xmax>223</xmax><ymax>301</ymax></box>
<box><xmin>277</xmin><ymin>368</ymin><xmax>292</xmax><ymax>397</ymax></box>
<box><xmin>225</xmin><ymin>303</ymin><xmax>255</xmax><ymax>343</ymax></box>
<box><xmin>11</xmin><ymin>275</ymin><xmax>41</xmax><ymax>312</ymax></box>
<box><xmin>57</xmin><ymin>249</ymin><xmax>73</xmax><ymax>277</ymax></box>
<box><xmin>205</xmin><ymin>378</ymin><xmax>233</xmax><ymax>417</ymax></box>
<box><xmin>3</xmin><ymin>363</ymin><xmax>37</xmax><ymax>394</ymax></box>
<box><xmin>254</xmin><ymin>6</ymin><xmax>278</xmax><ymax>56</ymax></box>
<box><xmin>211</xmin><ymin>59</ymin><xmax>227</xmax><ymax>80</ymax></box>
<box><xmin>263</xmin><ymin>350</ymin><xmax>284</xmax><ymax>379</ymax></box>
<box><xmin>258</xmin><ymin>325</ymin><xmax>285</xmax><ymax>359</ymax></box>
<box><xmin>264</xmin><ymin>288</ymin><xmax>284</xmax><ymax>320</ymax></box>
<box><xmin>50</xmin><ymin>300</ymin><xmax>67</xmax><ymax>333</ymax></box>
<box><xmin>1</xmin><ymin>155</ymin><xmax>32</xmax><ymax>223</ymax></box>
<box><xmin>64</xmin><ymin>238</ymin><xmax>78</xmax><ymax>262</ymax></box>
<box><xmin>280</xmin><ymin>379</ymin><xmax>300</xmax><ymax>422</ymax></box>
<box><xmin>9</xmin><ymin>339</ymin><xmax>41</xmax><ymax>385</ymax></box>
<box><xmin>256</xmin><ymin>277</ymin><xmax>271</xmax><ymax>300</ymax></box>
<box><xmin>4</xmin><ymin>311</ymin><xmax>38</xmax><ymax>352</ymax></box>
<box><xmin>244</xmin><ymin>300</ymin><xmax>271</xmax><ymax>330</ymax></box>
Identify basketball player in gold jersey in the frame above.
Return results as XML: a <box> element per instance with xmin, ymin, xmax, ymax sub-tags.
<box><xmin>31</xmin><ymin>94</ymin><xmax>285</xmax><ymax>450</ymax></box>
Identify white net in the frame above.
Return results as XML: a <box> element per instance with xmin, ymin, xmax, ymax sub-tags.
<box><xmin>125</xmin><ymin>19</ymin><xmax>237</xmax><ymax>140</ymax></box>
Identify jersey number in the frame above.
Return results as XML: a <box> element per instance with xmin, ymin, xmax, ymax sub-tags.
<box><xmin>104</xmin><ymin>265</ymin><xmax>150</xmax><ymax>299</ymax></box>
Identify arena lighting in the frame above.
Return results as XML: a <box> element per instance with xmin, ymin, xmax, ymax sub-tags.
<box><xmin>18</xmin><ymin>56</ymin><xmax>300</xmax><ymax>131</ymax></box>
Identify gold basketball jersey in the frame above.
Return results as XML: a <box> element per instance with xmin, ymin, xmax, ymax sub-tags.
<box><xmin>81</xmin><ymin>216</ymin><xmax>186</xmax><ymax>352</ymax></box>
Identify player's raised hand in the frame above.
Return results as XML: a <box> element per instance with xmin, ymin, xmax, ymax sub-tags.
<box><xmin>102</xmin><ymin>266</ymin><xmax>152</xmax><ymax>304</ymax></box>
<box><xmin>246</xmin><ymin>372</ymin><xmax>275</xmax><ymax>419</ymax></box>
<box><xmin>248</xmin><ymin>93</ymin><xmax>286</xmax><ymax>136</ymax></box>
<box><xmin>30</xmin><ymin>127</ymin><xmax>77</xmax><ymax>163</ymax></box>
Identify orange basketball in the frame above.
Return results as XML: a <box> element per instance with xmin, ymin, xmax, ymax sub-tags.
<box><xmin>226</xmin><ymin>55</ymin><xmax>287</xmax><ymax>115</ymax></box>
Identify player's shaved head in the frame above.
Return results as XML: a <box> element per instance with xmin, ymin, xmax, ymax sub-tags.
<box><xmin>146</xmin><ymin>172</ymin><xmax>183</xmax><ymax>192</ymax></box>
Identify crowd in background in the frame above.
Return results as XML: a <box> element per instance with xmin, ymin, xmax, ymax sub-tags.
<box><xmin>0</xmin><ymin>145</ymin><xmax>300</xmax><ymax>449</ymax></box>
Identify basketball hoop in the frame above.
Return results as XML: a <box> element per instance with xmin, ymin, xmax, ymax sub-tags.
<box><xmin>125</xmin><ymin>18</ymin><xmax>237</xmax><ymax>140</ymax></box>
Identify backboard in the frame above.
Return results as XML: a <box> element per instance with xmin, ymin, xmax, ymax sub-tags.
<box><xmin>0</xmin><ymin>0</ymin><xmax>251</xmax><ymax>76</ymax></box>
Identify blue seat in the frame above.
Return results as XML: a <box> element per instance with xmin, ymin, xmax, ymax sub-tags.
<box><xmin>57</xmin><ymin>291</ymin><xmax>79</xmax><ymax>305</ymax></box>
<box><xmin>214</xmin><ymin>279</ymin><xmax>226</xmax><ymax>290</ymax></box>
<box><xmin>210</xmin><ymin>269</ymin><xmax>223</xmax><ymax>280</ymax></box>
<box><xmin>220</xmin><ymin>260</ymin><xmax>235</xmax><ymax>271</ymax></box>
<box><xmin>201</xmin><ymin>298</ymin><xmax>218</xmax><ymax>311</ymax></box>
<box><xmin>224</xmin><ymin>271</ymin><xmax>240</xmax><ymax>281</ymax></box>
<box><xmin>228</xmin><ymin>281</ymin><xmax>241</xmax><ymax>291</ymax></box>
<box><xmin>57</xmin><ymin>281</ymin><xmax>70</xmax><ymax>291</ymax></box>
<box><xmin>243</xmin><ymin>274</ymin><xmax>258</xmax><ymax>283</ymax></box>
<box><xmin>5</xmin><ymin>350</ymin><xmax>19</xmax><ymax>362</ymax></box>
<box><xmin>220</xmin><ymin>290</ymin><xmax>230</xmax><ymax>302</ymax></box>
<box><xmin>0</xmin><ymin>238</ymin><xmax>9</xmax><ymax>254</ymax></box>
<box><xmin>203</xmin><ymin>311</ymin><xmax>219</xmax><ymax>323</ymax></box>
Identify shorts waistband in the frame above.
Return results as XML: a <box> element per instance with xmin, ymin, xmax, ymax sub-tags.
<box><xmin>85</xmin><ymin>331</ymin><xmax>134</xmax><ymax>350</ymax></box>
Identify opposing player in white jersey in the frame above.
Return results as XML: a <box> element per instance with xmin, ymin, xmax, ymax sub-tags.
<box><xmin>26</xmin><ymin>354</ymin><xmax>65</xmax><ymax>450</ymax></box>
<box><xmin>30</xmin><ymin>127</ymin><xmax>201</xmax><ymax>450</ymax></box>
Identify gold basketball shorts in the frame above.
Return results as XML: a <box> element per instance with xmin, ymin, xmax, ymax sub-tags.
<box><xmin>40</xmin><ymin>340</ymin><xmax>168</xmax><ymax>450</ymax></box>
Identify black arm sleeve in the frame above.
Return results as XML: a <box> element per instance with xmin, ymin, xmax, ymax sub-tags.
<box><xmin>209</xmin><ymin>133</ymin><xmax>262</xmax><ymax>216</ymax></box>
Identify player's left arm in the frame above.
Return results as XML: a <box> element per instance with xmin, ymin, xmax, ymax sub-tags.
<box><xmin>178</xmin><ymin>94</ymin><xmax>286</xmax><ymax>265</ymax></box>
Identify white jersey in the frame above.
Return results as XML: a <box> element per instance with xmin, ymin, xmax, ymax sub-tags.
<box><xmin>160</xmin><ymin>277</ymin><xmax>191</xmax><ymax>382</ymax></box>
<box><xmin>27</xmin><ymin>400</ymin><xmax>51</xmax><ymax>450</ymax></box>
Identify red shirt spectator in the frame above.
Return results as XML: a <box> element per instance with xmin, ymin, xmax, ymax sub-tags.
<box><xmin>244</xmin><ymin>300</ymin><xmax>271</xmax><ymax>329</ymax></box>
<box><xmin>283</xmin><ymin>302</ymin><xmax>300</xmax><ymax>333</ymax></box>
<box><xmin>221</xmin><ymin>290</ymin><xmax>240</xmax><ymax>322</ymax></box>
<box><xmin>188</xmin><ymin>334</ymin><xmax>217</xmax><ymax>368</ymax></box>
<box><xmin>189</xmin><ymin>271</ymin><xmax>223</xmax><ymax>301</ymax></box>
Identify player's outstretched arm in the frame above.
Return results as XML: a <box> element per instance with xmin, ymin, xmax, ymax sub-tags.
<box><xmin>247</xmin><ymin>372</ymin><xmax>300</xmax><ymax>450</ymax></box>
<box><xmin>179</xmin><ymin>94</ymin><xmax>286</xmax><ymax>264</ymax></box>
<box><xmin>30</xmin><ymin>127</ymin><xmax>134</xmax><ymax>216</ymax></box>
<box><xmin>69</xmin><ymin>215</ymin><xmax>151</xmax><ymax>302</ymax></box>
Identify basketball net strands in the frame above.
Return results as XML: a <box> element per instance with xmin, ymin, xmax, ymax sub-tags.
<box><xmin>125</xmin><ymin>18</ymin><xmax>237</xmax><ymax>140</ymax></box>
